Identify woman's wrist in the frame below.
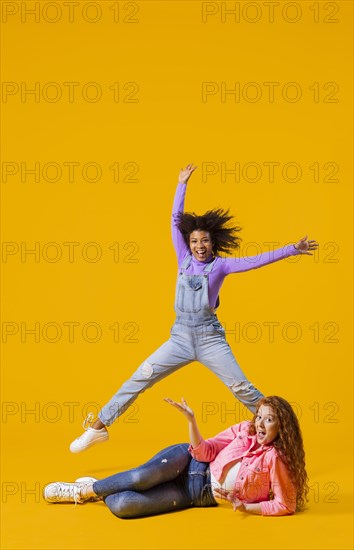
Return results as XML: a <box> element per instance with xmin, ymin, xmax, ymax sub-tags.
<box><xmin>233</xmin><ymin>499</ymin><xmax>247</xmax><ymax>512</ymax></box>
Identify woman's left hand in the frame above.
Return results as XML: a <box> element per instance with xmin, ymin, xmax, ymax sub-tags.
<box><xmin>213</xmin><ymin>487</ymin><xmax>246</xmax><ymax>512</ymax></box>
<box><xmin>294</xmin><ymin>235</ymin><xmax>319</xmax><ymax>255</ymax></box>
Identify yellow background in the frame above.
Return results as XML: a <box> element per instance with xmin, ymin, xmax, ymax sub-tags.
<box><xmin>1</xmin><ymin>1</ymin><xmax>353</xmax><ymax>548</ymax></box>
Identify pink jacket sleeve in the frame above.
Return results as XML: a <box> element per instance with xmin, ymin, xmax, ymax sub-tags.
<box><xmin>260</xmin><ymin>454</ymin><xmax>297</xmax><ymax>516</ymax></box>
<box><xmin>189</xmin><ymin>422</ymin><xmax>248</xmax><ymax>463</ymax></box>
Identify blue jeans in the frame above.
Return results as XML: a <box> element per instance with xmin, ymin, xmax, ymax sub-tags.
<box><xmin>92</xmin><ymin>444</ymin><xmax>217</xmax><ymax>519</ymax></box>
<box><xmin>99</xmin><ymin>318</ymin><xmax>263</xmax><ymax>426</ymax></box>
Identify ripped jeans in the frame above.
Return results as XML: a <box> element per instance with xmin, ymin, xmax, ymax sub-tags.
<box><xmin>99</xmin><ymin>317</ymin><xmax>263</xmax><ymax>426</ymax></box>
<box><xmin>92</xmin><ymin>443</ymin><xmax>217</xmax><ymax>519</ymax></box>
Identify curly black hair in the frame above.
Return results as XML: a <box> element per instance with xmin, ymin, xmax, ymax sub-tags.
<box><xmin>177</xmin><ymin>209</ymin><xmax>242</xmax><ymax>256</ymax></box>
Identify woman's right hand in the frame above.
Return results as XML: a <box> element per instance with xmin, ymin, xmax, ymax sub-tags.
<box><xmin>164</xmin><ymin>397</ymin><xmax>195</xmax><ymax>422</ymax></box>
<box><xmin>178</xmin><ymin>164</ymin><xmax>197</xmax><ymax>185</ymax></box>
<box><xmin>213</xmin><ymin>488</ymin><xmax>247</xmax><ymax>512</ymax></box>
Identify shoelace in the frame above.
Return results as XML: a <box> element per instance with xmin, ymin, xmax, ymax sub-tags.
<box><xmin>73</xmin><ymin>413</ymin><xmax>100</xmax><ymax>445</ymax></box>
<box><xmin>83</xmin><ymin>412</ymin><xmax>94</xmax><ymax>430</ymax></box>
<box><xmin>74</xmin><ymin>413</ymin><xmax>95</xmax><ymax>442</ymax></box>
<box><xmin>55</xmin><ymin>483</ymin><xmax>81</xmax><ymax>505</ymax></box>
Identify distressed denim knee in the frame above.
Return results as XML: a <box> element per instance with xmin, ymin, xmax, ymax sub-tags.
<box><xmin>230</xmin><ymin>380</ymin><xmax>261</xmax><ymax>413</ymax></box>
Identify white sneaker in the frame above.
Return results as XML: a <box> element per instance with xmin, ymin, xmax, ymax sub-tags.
<box><xmin>70</xmin><ymin>414</ymin><xmax>109</xmax><ymax>453</ymax></box>
<box><xmin>43</xmin><ymin>481</ymin><xmax>91</xmax><ymax>504</ymax></box>
<box><xmin>43</xmin><ymin>477</ymin><xmax>100</xmax><ymax>504</ymax></box>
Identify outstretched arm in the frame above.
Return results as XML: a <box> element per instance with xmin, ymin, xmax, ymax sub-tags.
<box><xmin>171</xmin><ymin>164</ymin><xmax>198</xmax><ymax>264</ymax></box>
<box><xmin>221</xmin><ymin>237</ymin><xmax>319</xmax><ymax>275</ymax></box>
<box><xmin>165</xmin><ymin>398</ymin><xmax>245</xmax><ymax>462</ymax></box>
<box><xmin>164</xmin><ymin>397</ymin><xmax>202</xmax><ymax>448</ymax></box>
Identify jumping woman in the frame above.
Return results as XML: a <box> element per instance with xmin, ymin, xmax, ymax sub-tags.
<box><xmin>69</xmin><ymin>164</ymin><xmax>318</xmax><ymax>453</ymax></box>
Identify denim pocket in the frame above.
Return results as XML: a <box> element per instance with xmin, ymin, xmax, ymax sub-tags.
<box><xmin>212</xmin><ymin>321</ymin><xmax>225</xmax><ymax>336</ymax></box>
<box><xmin>188</xmin><ymin>461</ymin><xmax>216</xmax><ymax>507</ymax></box>
<box><xmin>176</xmin><ymin>285</ymin><xmax>202</xmax><ymax>313</ymax></box>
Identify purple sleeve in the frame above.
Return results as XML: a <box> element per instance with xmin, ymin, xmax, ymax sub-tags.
<box><xmin>220</xmin><ymin>245</ymin><xmax>302</xmax><ymax>275</ymax></box>
<box><xmin>171</xmin><ymin>182</ymin><xmax>189</xmax><ymax>264</ymax></box>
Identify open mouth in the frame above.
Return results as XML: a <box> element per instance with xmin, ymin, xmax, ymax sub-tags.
<box><xmin>196</xmin><ymin>250</ymin><xmax>207</xmax><ymax>258</ymax></box>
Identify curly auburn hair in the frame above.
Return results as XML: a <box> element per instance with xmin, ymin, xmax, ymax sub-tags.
<box><xmin>176</xmin><ymin>209</ymin><xmax>242</xmax><ymax>256</ymax></box>
<box><xmin>248</xmin><ymin>396</ymin><xmax>309</xmax><ymax>511</ymax></box>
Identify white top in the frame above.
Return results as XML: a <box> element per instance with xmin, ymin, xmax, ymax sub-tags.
<box><xmin>210</xmin><ymin>460</ymin><xmax>241</xmax><ymax>502</ymax></box>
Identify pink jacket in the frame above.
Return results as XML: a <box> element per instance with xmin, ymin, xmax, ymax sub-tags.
<box><xmin>189</xmin><ymin>420</ymin><xmax>297</xmax><ymax>516</ymax></box>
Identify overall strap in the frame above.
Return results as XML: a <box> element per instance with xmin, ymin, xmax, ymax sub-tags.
<box><xmin>180</xmin><ymin>254</ymin><xmax>192</xmax><ymax>271</ymax></box>
<box><xmin>203</xmin><ymin>257</ymin><xmax>218</xmax><ymax>274</ymax></box>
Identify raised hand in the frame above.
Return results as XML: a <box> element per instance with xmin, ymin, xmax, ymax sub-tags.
<box><xmin>294</xmin><ymin>236</ymin><xmax>319</xmax><ymax>255</ymax></box>
<box><xmin>164</xmin><ymin>397</ymin><xmax>195</xmax><ymax>422</ymax></box>
<box><xmin>164</xmin><ymin>397</ymin><xmax>203</xmax><ymax>448</ymax></box>
<box><xmin>178</xmin><ymin>164</ymin><xmax>198</xmax><ymax>185</ymax></box>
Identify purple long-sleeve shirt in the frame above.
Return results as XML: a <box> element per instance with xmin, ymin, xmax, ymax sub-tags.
<box><xmin>172</xmin><ymin>182</ymin><xmax>301</xmax><ymax>309</ymax></box>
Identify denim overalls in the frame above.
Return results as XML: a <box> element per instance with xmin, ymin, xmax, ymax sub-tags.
<box><xmin>99</xmin><ymin>254</ymin><xmax>263</xmax><ymax>426</ymax></box>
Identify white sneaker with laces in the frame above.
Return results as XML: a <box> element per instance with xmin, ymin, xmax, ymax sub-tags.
<box><xmin>43</xmin><ymin>477</ymin><xmax>100</xmax><ymax>504</ymax></box>
<box><xmin>70</xmin><ymin>414</ymin><xmax>109</xmax><ymax>453</ymax></box>
<box><xmin>43</xmin><ymin>482</ymin><xmax>88</xmax><ymax>504</ymax></box>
